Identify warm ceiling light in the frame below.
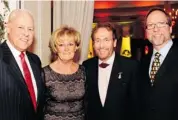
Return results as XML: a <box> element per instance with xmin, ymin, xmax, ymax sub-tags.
<box><xmin>131</xmin><ymin>1</ymin><xmax>161</xmax><ymax>7</ymax></box>
<box><xmin>94</xmin><ymin>1</ymin><xmax>118</xmax><ymax>9</ymax></box>
<box><xmin>165</xmin><ymin>8</ymin><xmax>178</xmax><ymax>26</ymax></box>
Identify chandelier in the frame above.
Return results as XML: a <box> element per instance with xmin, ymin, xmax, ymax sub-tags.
<box><xmin>164</xmin><ymin>8</ymin><xmax>178</xmax><ymax>26</ymax></box>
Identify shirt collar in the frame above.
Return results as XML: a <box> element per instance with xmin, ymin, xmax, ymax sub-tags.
<box><xmin>6</xmin><ymin>40</ymin><xmax>25</xmax><ymax>58</ymax></box>
<box><xmin>99</xmin><ymin>52</ymin><xmax>115</xmax><ymax>65</ymax></box>
<box><xmin>153</xmin><ymin>40</ymin><xmax>173</xmax><ymax>58</ymax></box>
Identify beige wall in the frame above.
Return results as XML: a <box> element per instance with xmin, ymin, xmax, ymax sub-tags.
<box><xmin>21</xmin><ymin>1</ymin><xmax>51</xmax><ymax>67</ymax></box>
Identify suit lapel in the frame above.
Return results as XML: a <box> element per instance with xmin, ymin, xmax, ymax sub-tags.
<box><xmin>154</xmin><ymin>43</ymin><xmax>178</xmax><ymax>84</ymax></box>
<box><xmin>143</xmin><ymin>43</ymin><xmax>178</xmax><ymax>86</ymax></box>
<box><xmin>104</xmin><ymin>54</ymin><xmax>121</xmax><ymax>107</ymax></box>
<box><xmin>92</xmin><ymin>58</ymin><xmax>101</xmax><ymax>102</ymax></box>
<box><xmin>1</xmin><ymin>41</ymin><xmax>37</xmax><ymax>111</ymax></box>
<box><xmin>89</xmin><ymin>57</ymin><xmax>98</xmax><ymax>90</ymax></box>
<box><xmin>89</xmin><ymin>57</ymin><xmax>105</xmax><ymax>108</ymax></box>
<box><xmin>1</xmin><ymin>42</ymin><xmax>32</xmax><ymax>101</ymax></box>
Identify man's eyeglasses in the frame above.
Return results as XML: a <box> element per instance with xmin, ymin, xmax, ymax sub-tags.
<box><xmin>146</xmin><ymin>22</ymin><xmax>169</xmax><ymax>30</ymax></box>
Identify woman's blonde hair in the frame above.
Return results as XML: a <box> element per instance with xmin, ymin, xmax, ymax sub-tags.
<box><xmin>49</xmin><ymin>25</ymin><xmax>81</xmax><ymax>53</ymax></box>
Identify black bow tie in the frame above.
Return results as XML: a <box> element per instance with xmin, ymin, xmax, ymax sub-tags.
<box><xmin>99</xmin><ymin>62</ymin><xmax>109</xmax><ymax>68</ymax></box>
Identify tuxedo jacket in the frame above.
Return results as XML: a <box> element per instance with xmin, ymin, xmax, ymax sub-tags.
<box><xmin>0</xmin><ymin>41</ymin><xmax>45</xmax><ymax>120</ymax></box>
<box><xmin>139</xmin><ymin>42</ymin><xmax>178</xmax><ymax>120</ymax></box>
<box><xmin>83</xmin><ymin>53</ymin><xmax>139</xmax><ymax>120</ymax></box>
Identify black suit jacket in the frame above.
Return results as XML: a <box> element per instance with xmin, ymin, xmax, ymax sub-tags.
<box><xmin>0</xmin><ymin>41</ymin><xmax>45</xmax><ymax>120</ymax></box>
<box><xmin>139</xmin><ymin>41</ymin><xmax>178</xmax><ymax>120</ymax></box>
<box><xmin>83</xmin><ymin>53</ymin><xmax>139</xmax><ymax>120</ymax></box>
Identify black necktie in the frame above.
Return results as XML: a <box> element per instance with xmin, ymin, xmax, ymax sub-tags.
<box><xmin>99</xmin><ymin>62</ymin><xmax>109</xmax><ymax>68</ymax></box>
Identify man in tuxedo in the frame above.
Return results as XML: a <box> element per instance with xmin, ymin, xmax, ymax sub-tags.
<box><xmin>139</xmin><ymin>7</ymin><xmax>178</xmax><ymax>120</ymax></box>
<box><xmin>83</xmin><ymin>22</ymin><xmax>139</xmax><ymax>120</ymax></box>
<box><xmin>0</xmin><ymin>9</ymin><xmax>45</xmax><ymax>120</ymax></box>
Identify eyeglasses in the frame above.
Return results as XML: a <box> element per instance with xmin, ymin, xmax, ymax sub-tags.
<box><xmin>146</xmin><ymin>21</ymin><xmax>169</xmax><ymax>30</ymax></box>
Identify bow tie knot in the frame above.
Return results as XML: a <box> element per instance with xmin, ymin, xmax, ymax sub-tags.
<box><xmin>99</xmin><ymin>62</ymin><xmax>109</xmax><ymax>68</ymax></box>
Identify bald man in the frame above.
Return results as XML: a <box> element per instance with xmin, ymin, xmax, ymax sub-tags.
<box><xmin>0</xmin><ymin>9</ymin><xmax>45</xmax><ymax>120</ymax></box>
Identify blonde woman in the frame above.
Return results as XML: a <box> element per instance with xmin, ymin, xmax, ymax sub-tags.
<box><xmin>43</xmin><ymin>26</ymin><xmax>86</xmax><ymax>120</ymax></box>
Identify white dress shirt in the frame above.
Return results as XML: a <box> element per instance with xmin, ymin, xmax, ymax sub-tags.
<box><xmin>6</xmin><ymin>40</ymin><xmax>37</xmax><ymax>100</ymax></box>
<box><xmin>149</xmin><ymin>40</ymin><xmax>173</xmax><ymax>75</ymax></box>
<box><xmin>98</xmin><ymin>52</ymin><xmax>115</xmax><ymax>106</ymax></box>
